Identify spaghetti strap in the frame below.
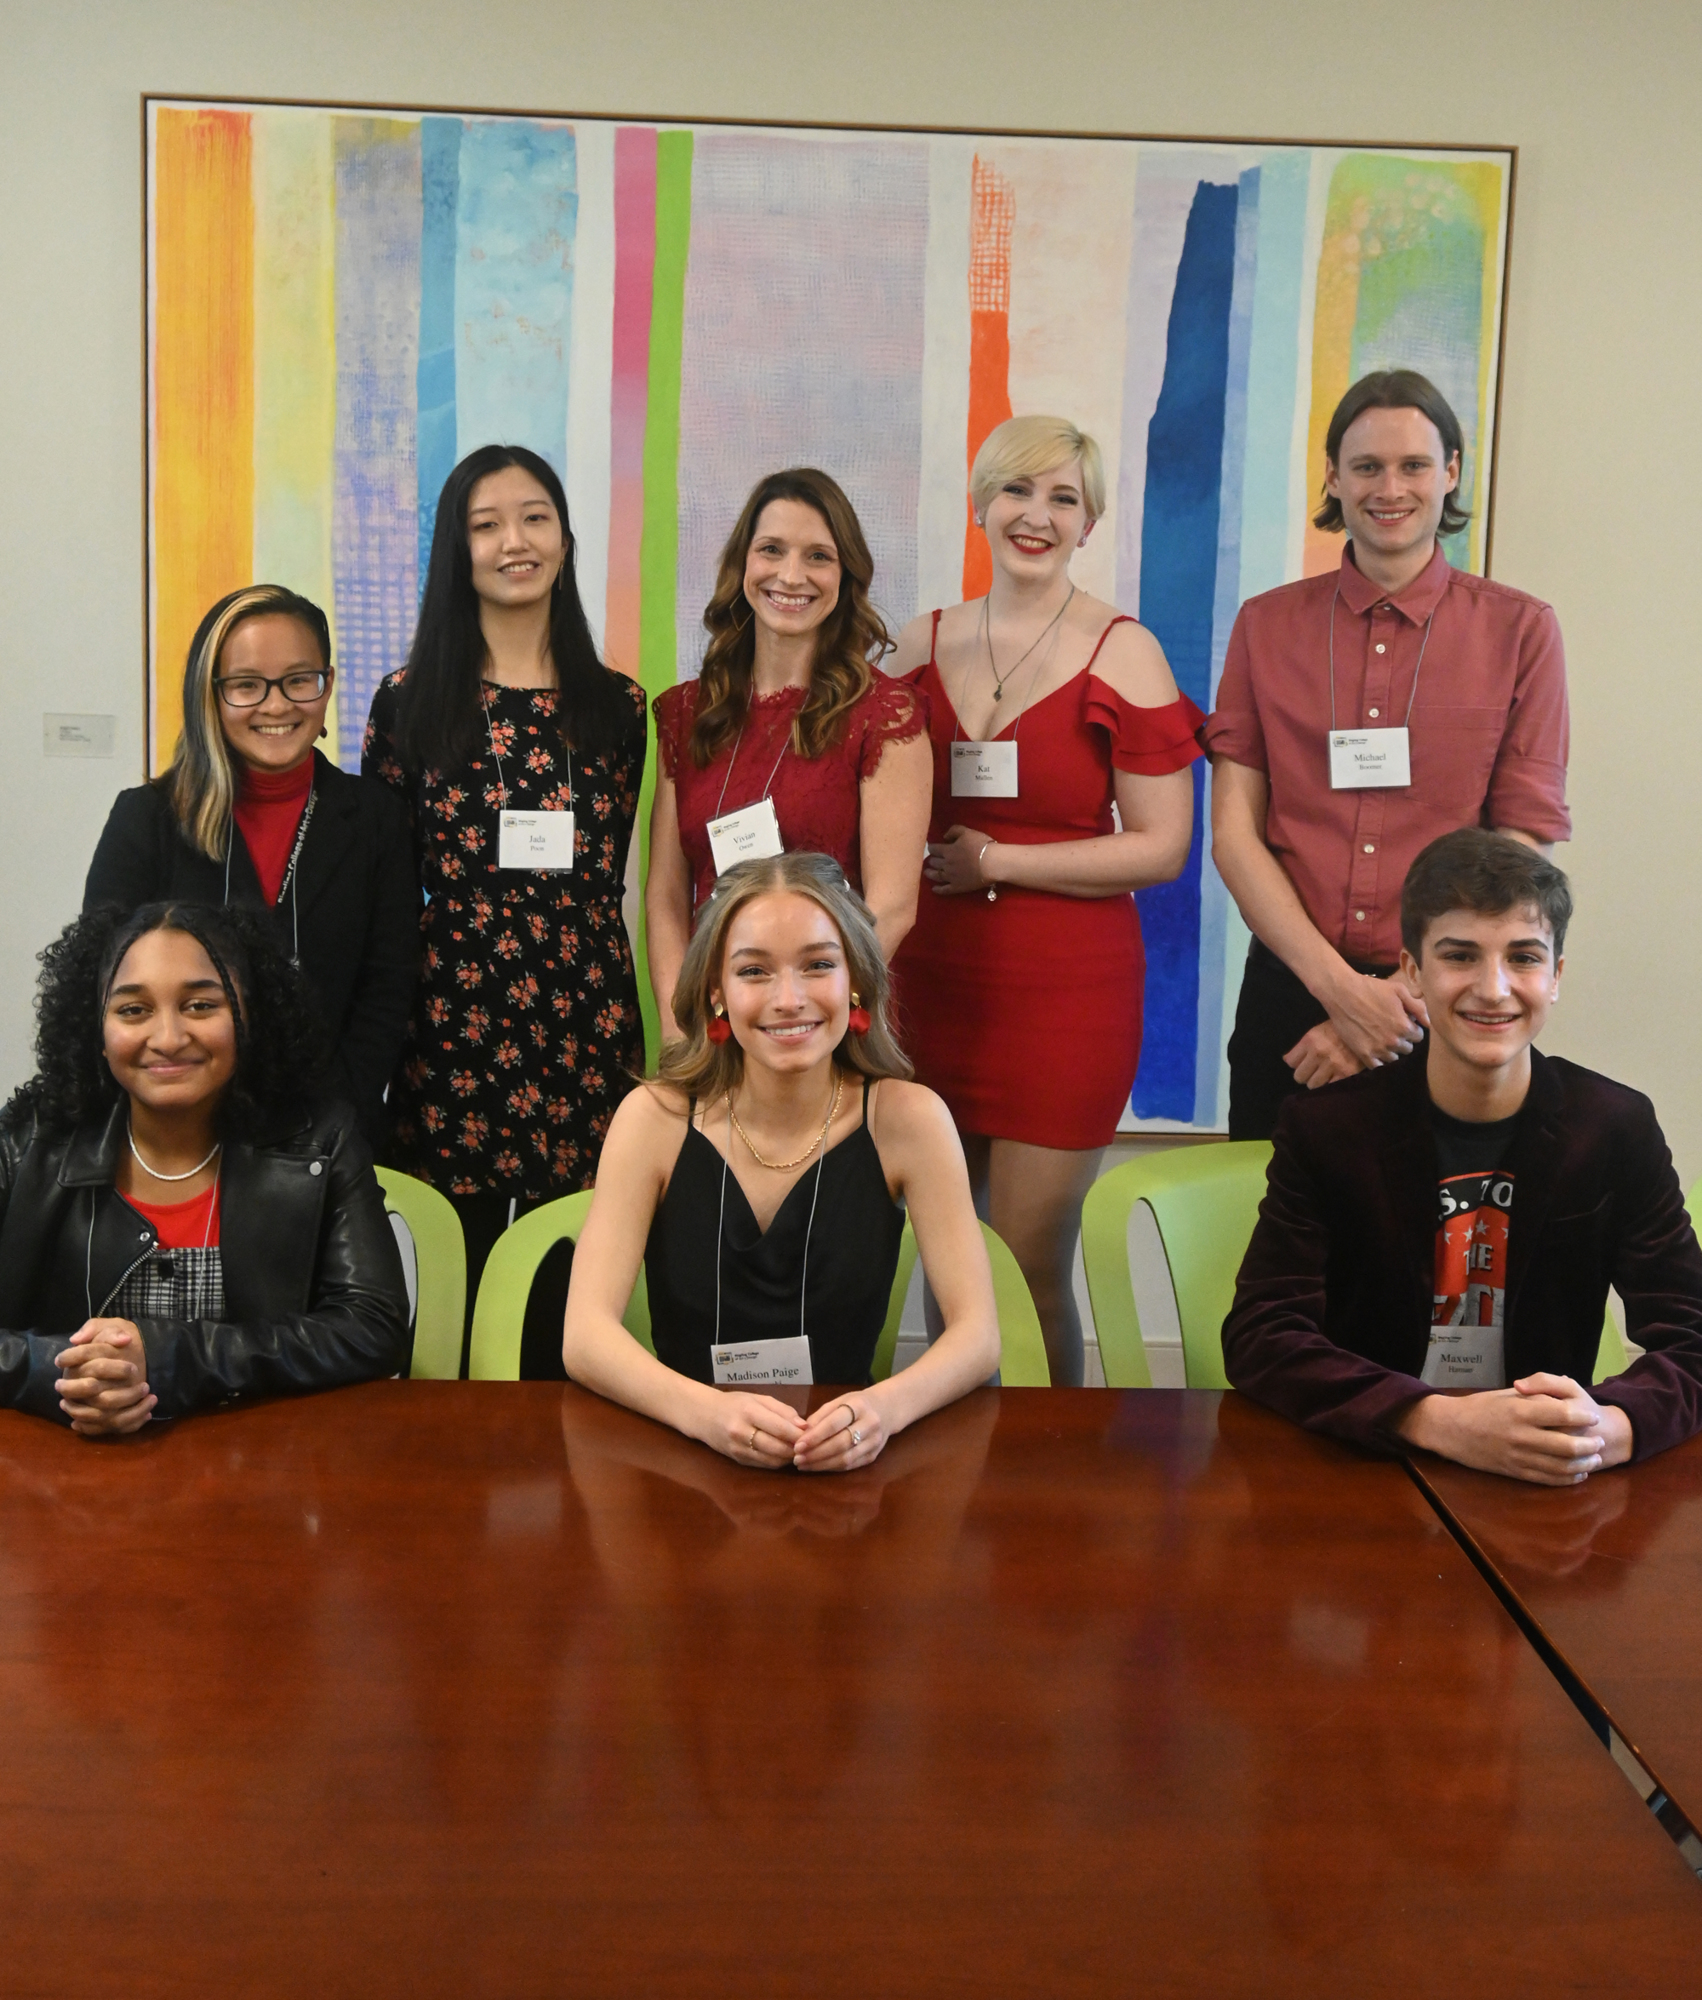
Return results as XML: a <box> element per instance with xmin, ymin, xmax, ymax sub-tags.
<box><xmin>1083</xmin><ymin>614</ymin><xmax>1137</xmax><ymax>674</ymax></box>
<box><xmin>927</xmin><ymin>606</ymin><xmax>944</xmax><ymax>668</ymax></box>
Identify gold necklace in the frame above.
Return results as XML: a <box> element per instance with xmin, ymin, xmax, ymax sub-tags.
<box><xmin>730</xmin><ymin>1073</ymin><xmax>843</xmax><ymax>1171</ymax></box>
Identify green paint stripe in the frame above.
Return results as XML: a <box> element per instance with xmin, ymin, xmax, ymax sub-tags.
<box><xmin>631</xmin><ymin>128</ymin><xmax>694</xmax><ymax>1066</ymax></box>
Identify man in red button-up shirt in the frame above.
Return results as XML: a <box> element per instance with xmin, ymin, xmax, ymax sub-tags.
<box><xmin>1205</xmin><ymin>369</ymin><xmax>1571</xmax><ymax>1138</ymax></box>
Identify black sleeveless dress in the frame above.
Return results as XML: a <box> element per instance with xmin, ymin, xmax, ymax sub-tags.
<box><xmin>646</xmin><ymin>1078</ymin><xmax>906</xmax><ymax>1387</ymax></box>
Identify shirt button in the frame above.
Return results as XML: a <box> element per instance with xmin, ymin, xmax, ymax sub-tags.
<box><xmin>1363</xmin><ymin>843</ymin><xmax>1375</xmax><ymax>854</ymax></box>
<box><xmin>309</xmin><ymin>1161</ymin><xmax>323</xmax><ymax>1177</ymax></box>
<box><xmin>1368</xmin><ymin>708</ymin><xmax>1380</xmax><ymax>719</ymax></box>
<box><xmin>1375</xmin><ymin>644</ymin><xmax>1386</xmax><ymax>655</ymax></box>
<box><xmin>1355</xmin><ymin>910</ymin><xmax>1366</xmax><ymax>921</ymax></box>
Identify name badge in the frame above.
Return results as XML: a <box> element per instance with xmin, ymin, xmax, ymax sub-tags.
<box><xmin>1420</xmin><ymin>1321</ymin><xmax>1505</xmax><ymax>1390</ymax></box>
<box><xmin>1327</xmin><ymin>727</ymin><xmax>1411</xmax><ymax>790</ymax></box>
<box><xmin>710</xmin><ymin>1334</ymin><xmax>813</xmax><ymax>1387</ymax></box>
<box><xmin>707</xmin><ymin>797</ymin><xmax>784</xmax><ymax>875</ymax></box>
<box><xmin>951</xmin><ymin>740</ymin><xmax>1018</xmax><ymax>798</ymax></box>
<box><xmin>499</xmin><ymin>810</ymin><xmax>575</xmax><ymax>870</ymax></box>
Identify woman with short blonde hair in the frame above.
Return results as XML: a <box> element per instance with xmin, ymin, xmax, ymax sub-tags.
<box><xmin>888</xmin><ymin>413</ymin><xmax>1205</xmax><ymax>1385</ymax></box>
<box><xmin>565</xmin><ymin>854</ymin><xmax>998</xmax><ymax>1472</ymax></box>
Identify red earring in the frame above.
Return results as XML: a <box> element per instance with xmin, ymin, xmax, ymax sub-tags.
<box><xmin>707</xmin><ymin>1003</ymin><xmax>732</xmax><ymax>1045</ymax></box>
<box><xmin>847</xmin><ymin>991</ymin><xmax>871</xmax><ymax>1037</ymax></box>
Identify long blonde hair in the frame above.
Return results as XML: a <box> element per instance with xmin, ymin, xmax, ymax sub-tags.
<box><xmin>657</xmin><ymin>853</ymin><xmax>911</xmax><ymax>1100</ymax></box>
<box><xmin>162</xmin><ymin>584</ymin><xmax>331</xmax><ymax>860</ymax></box>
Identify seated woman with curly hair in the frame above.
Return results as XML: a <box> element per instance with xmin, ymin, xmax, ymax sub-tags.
<box><xmin>565</xmin><ymin>852</ymin><xmax>999</xmax><ymax>1473</ymax></box>
<box><xmin>0</xmin><ymin>902</ymin><xmax>408</xmax><ymax>1437</ymax></box>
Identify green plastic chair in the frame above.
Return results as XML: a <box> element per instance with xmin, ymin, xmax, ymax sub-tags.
<box><xmin>1081</xmin><ymin>1143</ymin><xmax>1274</xmax><ymax>1389</ymax></box>
<box><xmin>375</xmin><ymin>1167</ymin><xmax>466</xmax><ymax>1382</ymax></box>
<box><xmin>870</xmin><ymin>1218</ymin><xmax>1051</xmax><ymax>1387</ymax></box>
<box><xmin>1083</xmin><ymin>1143</ymin><xmax>1634</xmax><ymax>1390</ymax></box>
<box><xmin>469</xmin><ymin>1190</ymin><xmax>652</xmax><ymax>1381</ymax></box>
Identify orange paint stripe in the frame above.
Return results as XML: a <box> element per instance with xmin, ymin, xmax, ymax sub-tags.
<box><xmin>962</xmin><ymin>155</ymin><xmax>1016</xmax><ymax>601</ymax></box>
<box><xmin>152</xmin><ymin>108</ymin><xmax>255</xmax><ymax>770</ymax></box>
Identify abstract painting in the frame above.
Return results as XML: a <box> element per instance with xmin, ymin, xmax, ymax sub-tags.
<box><xmin>146</xmin><ymin>100</ymin><xmax>1512</xmax><ymax>1128</ymax></box>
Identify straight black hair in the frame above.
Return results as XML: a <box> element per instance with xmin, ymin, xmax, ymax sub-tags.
<box><xmin>1314</xmin><ymin>368</ymin><xmax>1472</xmax><ymax>538</ymax></box>
<box><xmin>393</xmin><ymin>444</ymin><xmax>639</xmax><ymax>774</ymax></box>
<box><xmin>1401</xmin><ymin>829</ymin><xmax>1572</xmax><ymax>961</ymax></box>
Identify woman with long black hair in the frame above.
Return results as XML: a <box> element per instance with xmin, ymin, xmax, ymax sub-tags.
<box><xmin>0</xmin><ymin>901</ymin><xmax>407</xmax><ymax>1435</ymax></box>
<box><xmin>363</xmin><ymin>444</ymin><xmax>647</xmax><ymax>1326</ymax></box>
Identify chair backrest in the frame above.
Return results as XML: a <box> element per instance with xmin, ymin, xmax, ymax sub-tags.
<box><xmin>1081</xmin><ymin>1143</ymin><xmax>1274</xmax><ymax>1389</ymax></box>
<box><xmin>375</xmin><ymin>1167</ymin><xmax>466</xmax><ymax>1382</ymax></box>
<box><xmin>871</xmin><ymin>1218</ymin><xmax>1050</xmax><ymax>1387</ymax></box>
<box><xmin>469</xmin><ymin>1190</ymin><xmax>653</xmax><ymax>1381</ymax></box>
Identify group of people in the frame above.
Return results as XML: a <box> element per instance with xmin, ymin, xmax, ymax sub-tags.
<box><xmin>3</xmin><ymin>373</ymin><xmax>1700</xmax><ymax>1487</ymax></box>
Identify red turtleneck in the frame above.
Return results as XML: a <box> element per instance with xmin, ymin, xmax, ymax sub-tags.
<box><xmin>233</xmin><ymin>754</ymin><xmax>314</xmax><ymax>906</ymax></box>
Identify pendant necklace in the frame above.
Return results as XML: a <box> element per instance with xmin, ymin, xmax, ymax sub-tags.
<box><xmin>731</xmin><ymin>1073</ymin><xmax>843</xmax><ymax>1172</ymax></box>
<box><xmin>983</xmin><ymin>585</ymin><xmax>1075</xmax><ymax>703</ymax></box>
<box><xmin>128</xmin><ymin>1124</ymin><xmax>222</xmax><ymax>1182</ymax></box>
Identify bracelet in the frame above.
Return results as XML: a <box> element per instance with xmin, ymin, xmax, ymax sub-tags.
<box><xmin>977</xmin><ymin>839</ymin><xmax>998</xmax><ymax>904</ymax></box>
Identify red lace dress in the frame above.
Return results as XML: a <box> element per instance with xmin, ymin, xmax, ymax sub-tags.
<box><xmin>895</xmin><ymin>613</ymin><xmax>1205</xmax><ymax>1149</ymax></box>
<box><xmin>654</xmin><ymin>673</ymin><xmax>928</xmax><ymax>910</ymax></box>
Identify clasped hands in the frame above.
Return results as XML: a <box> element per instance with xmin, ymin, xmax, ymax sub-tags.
<box><xmin>924</xmin><ymin>824</ymin><xmax>996</xmax><ymax>896</ymax></box>
<box><xmin>1284</xmin><ymin>968</ymin><xmax>1428</xmax><ymax>1090</ymax></box>
<box><xmin>708</xmin><ymin>1390</ymin><xmax>885</xmax><ymax>1474</ymax></box>
<box><xmin>54</xmin><ymin>1319</ymin><xmax>157</xmax><ymax>1439</ymax></box>
<box><xmin>1399</xmin><ymin>1373</ymin><xmax>1634</xmax><ymax>1487</ymax></box>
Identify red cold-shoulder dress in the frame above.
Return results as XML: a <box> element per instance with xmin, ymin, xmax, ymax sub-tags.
<box><xmin>895</xmin><ymin>612</ymin><xmax>1204</xmax><ymax>1149</ymax></box>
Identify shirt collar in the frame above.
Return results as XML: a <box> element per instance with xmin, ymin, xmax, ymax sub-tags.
<box><xmin>1336</xmin><ymin>541</ymin><xmax>1452</xmax><ymax>625</ymax></box>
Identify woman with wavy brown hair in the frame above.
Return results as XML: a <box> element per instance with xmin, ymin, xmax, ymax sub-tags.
<box><xmin>565</xmin><ymin>854</ymin><xmax>998</xmax><ymax>1472</ymax></box>
<box><xmin>644</xmin><ymin>468</ymin><xmax>932</xmax><ymax>1038</ymax></box>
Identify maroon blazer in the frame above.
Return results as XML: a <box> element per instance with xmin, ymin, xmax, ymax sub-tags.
<box><xmin>1222</xmin><ymin>1048</ymin><xmax>1702</xmax><ymax>1462</ymax></box>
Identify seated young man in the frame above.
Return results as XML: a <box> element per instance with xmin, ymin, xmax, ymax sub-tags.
<box><xmin>1223</xmin><ymin>828</ymin><xmax>1702</xmax><ymax>1483</ymax></box>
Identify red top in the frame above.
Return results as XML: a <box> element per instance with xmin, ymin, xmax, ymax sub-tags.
<box><xmin>654</xmin><ymin>673</ymin><xmax>928</xmax><ymax>909</ymax></box>
<box><xmin>1203</xmin><ymin>546</ymin><xmax>1570</xmax><ymax>966</ymax></box>
<box><xmin>233</xmin><ymin>755</ymin><xmax>314</xmax><ymax>906</ymax></box>
<box><xmin>122</xmin><ymin>1181</ymin><xmax>222</xmax><ymax>1249</ymax></box>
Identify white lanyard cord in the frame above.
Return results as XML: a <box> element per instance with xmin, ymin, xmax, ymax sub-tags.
<box><xmin>1327</xmin><ymin>581</ymin><xmax>1435</xmax><ymax>734</ymax></box>
<box><xmin>225</xmin><ymin>775</ymin><xmax>315</xmax><ymax>965</ymax></box>
<box><xmin>712</xmin><ymin>1099</ymin><xmax>824</xmax><ymax>1356</ymax></box>
<box><xmin>711</xmin><ymin>714</ymin><xmax>792</xmax><ymax>822</ymax></box>
<box><xmin>483</xmin><ymin>684</ymin><xmax>574</xmax><ymax>824</ymax></box>
<box><xmin>955</xmin><ymin>588</ymin><xmax>1074</xmax><ymax>747</ymax></box>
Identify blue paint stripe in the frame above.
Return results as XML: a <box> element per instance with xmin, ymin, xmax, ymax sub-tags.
<box><xmin>454</xmin><ymin>119</ymin><xmax>577</xmax><ymax>476</ymax></box>
<box><xmin>417</xmin><ymin>116</ymin><xmax>461</xmax><ymax>598</ymax></box>
<box><xmin>1133</xmin><ymin>179</ymin><xmax>1240</xmax><ymax>1123</ymax></box>
<box><xmin>1237</xmin><ymin>150</ymin><xmax>1311</xmax><ymax>603</ymax></box>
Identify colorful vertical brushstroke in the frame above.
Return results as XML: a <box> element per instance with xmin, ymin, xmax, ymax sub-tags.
<box><xmin>962</xmin><ymin>156</ymin><xmax>1016</xmax><ymax>601</ymax></box>
<box><xmin>151</xmin><ymin>108</ymin><xmax>254</xmax><ymax>771</ymax></box>
<box><xmin>416</xmin><ymin>116</ymin><xmax>461</xmax><ymax>590</ymax></box>
<box><xmin>331</xmin><ymin>119</ymin><xmax>421</xmax><ymax>767</ymax></box>
<box><xmin>604</xmin><ymin>127</ymin><xmax>658</xmax><ymax>684</ymax></box>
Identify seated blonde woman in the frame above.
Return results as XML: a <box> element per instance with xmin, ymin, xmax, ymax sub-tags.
<box><xmin>563</xmin><ymin>853</ymin><xmax>999</xmax><ymax>1472</ymax></box>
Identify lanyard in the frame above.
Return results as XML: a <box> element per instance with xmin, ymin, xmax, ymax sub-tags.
<box><xmin>713</xmin><ymin>1100</ymin><xmax>825</xmax><ymax>1352</ymax></box>
<box><xmin>225</xmin><ymin>773</ymin><xmax>316</xmax><ymax>965</ymax></box>
<box><xmin>953</xmin><ymin>589</ymin><xmax>1072</xmax><ymax>746</ymax></box>
<box><xmin>1327</xmin><ymin>580</ymin><xmax>1435</xmax><ymax>734</ymax></box>
<box><xmin>711</xmin><ymin>713</ymin><xmax>792</xmax><ymax>822</ymax></box>
<box><xmin>484</xmin><ymin>683</ymin><xmax>574</xmax><ymax>813</ymax></box>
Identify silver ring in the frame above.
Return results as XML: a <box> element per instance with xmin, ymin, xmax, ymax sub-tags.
<box><xmin>850</xmin><ymin>1428</ymin><xmax>863</xmax><ymax>1447</ymax></box>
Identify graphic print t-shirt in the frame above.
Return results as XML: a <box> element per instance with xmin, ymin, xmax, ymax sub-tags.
<box><xmin>1424</xmin><ymin>1106</ymin><xmax>1523</xmax><ymax>1388</ymax></box>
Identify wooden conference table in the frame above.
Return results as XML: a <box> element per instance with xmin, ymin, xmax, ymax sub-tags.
<box><xmin>1414</xmin><ymin>1431</ymin><xmax>1702</xmax><ymax>1843</ymax></box>
<box><xmin>1</xmin><ymin>1384</ymin><xmax>1697</xmax><ymax>1997</ymax></box>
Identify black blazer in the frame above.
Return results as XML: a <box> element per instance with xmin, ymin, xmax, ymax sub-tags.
<box><xmin>84</xmin><ymin>753</ymin><xmax>418</xmax><ymax>1141</ymax></box>
<box><xmin>1222</xmin><ymin>1048</ymin><xmax>1702</xmax><ymax>1462</ymax></box>
<box><xmin>0</xmin><ymin>1098</ymin><xmax>408</xmax><ymax>1423</ymax></box>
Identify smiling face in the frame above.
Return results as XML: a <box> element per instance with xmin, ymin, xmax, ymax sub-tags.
<box><xmin>712</xmin><ymin>890</ymin><xmax>850</xmax><ymax>1077</ymax></box>
<box><xmin>214</xmin><ymin>614</ymin><xmax>333</xmax><ymax>775</ymax></box>
<box><xmin>103</xmin><ymin>928</ymin><xmax>240</xmax><ymax>1119</ymax></box>
<box><xmin>466</xmin><ymin>466</ymin><xmax>567</xmax><ymax>611</ymax></box>
<box><xmin>980</xmin><ymin>457</ymin><xmax>1094</xmax><ymax>584</ymax></box>
<box><xmin>742</xmin><ymin>500</ymin><xmax>841</xmax><ymax>644</ymax></box>
<box><xmin>1400</xmin><ymin>905</ymin><xmax>1562</xmax><ymax>1085</ymax></box>
<box><xmin>1325</xmin><ymin>406</ymin><xmax>1460</xmax><ymax>570</ymax></box>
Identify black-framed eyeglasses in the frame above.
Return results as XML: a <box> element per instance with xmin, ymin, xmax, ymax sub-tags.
<box><xmin>214</xmin><ymin>669</ymin><xmax>330</xmax><ymax>708</ymax></box>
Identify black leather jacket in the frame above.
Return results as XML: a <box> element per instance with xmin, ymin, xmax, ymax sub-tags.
<box><xmin>0</xmin><ymin>1099</ymin><xmax>408</xmax><ymax>1424</ymax></box>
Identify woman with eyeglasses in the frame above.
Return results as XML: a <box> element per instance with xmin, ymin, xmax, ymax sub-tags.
<box><xmin>85</xmin><ymin>585</ymin><xmax>418</xmax><ymax>1145</ymax></box>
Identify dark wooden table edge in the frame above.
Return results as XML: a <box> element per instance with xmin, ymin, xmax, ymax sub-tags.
<box><xmin>1402</xmin><ymin>1452</ymin><xmax>1702</xmax><ymax>1872</ymax></box>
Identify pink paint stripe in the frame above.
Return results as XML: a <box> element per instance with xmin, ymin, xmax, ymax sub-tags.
<box><xmin>604</xmin><ymin>126</ymin><xmax>658</xmax><ymax>679</ymax></box>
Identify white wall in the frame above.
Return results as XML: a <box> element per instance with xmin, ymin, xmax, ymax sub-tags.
<box><xmin>4</xmin><ymin>0</ymin><xmax>1700</xmax><ymax>1168</ymax></box>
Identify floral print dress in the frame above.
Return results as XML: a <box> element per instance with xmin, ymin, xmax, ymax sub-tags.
<box><xmin>363</xmin><ymin>672</ymin><xmax>647</xmax><ymax>1200</ymax></box>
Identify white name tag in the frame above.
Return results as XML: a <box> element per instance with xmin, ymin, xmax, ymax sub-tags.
<box><xmin>707</xmin><ymin>797</ymin><xmax>784</xmax><ymax>875</ymax></box>
<box><xmin>710</xmin><ymin>1334</ymin><xmax>813</xmax><ymax>1387</ymax></box>
<box><xmin>498</xmin><ymin>810</ymin><xmax>575</xmax><ymax>870</ymax></box>
<box><xmin>951</xmin><ymin>740</ymin><xmax>1018</xmax><ymax>798</ymax></box>
<box><xmin>1327</xmin><ymin>727</ymin><xmax>1411</xmax><ymax>790</ymax></box>
<box><xmin>1420</xmin><ymin>1321</ymin><xmax>1506</xmax><ymax>1389</ymax></box>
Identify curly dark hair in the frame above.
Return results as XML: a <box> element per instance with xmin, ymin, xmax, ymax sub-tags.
<box><xmin>1</xmin><ymin>903</ymin><xmax>327</xmax><ymax>1139</ymax></box>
